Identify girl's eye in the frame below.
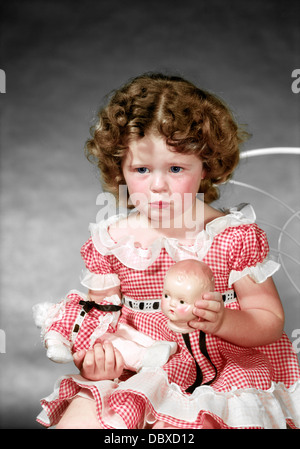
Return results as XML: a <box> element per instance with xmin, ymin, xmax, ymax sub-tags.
<box><xmin>136</xmin><ymin>167</ymin><xmax>149</xmax><ymax>174</ymax></box>
<box><xmin>170</xmin><ymin>166</ymin><xmax>182</xmax><ymax>173</ymax></box>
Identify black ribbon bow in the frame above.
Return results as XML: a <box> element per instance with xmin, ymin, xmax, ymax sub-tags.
<box><xmin>79</xmin><ymin>300</ymin><xmax>122</xmax><ymax>313</ymax></box>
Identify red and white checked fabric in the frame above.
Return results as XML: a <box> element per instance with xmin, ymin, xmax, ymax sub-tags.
<box><xmin>45</xmin><ymin>293</ymin><xmax>118</xmax><ymax>352</ymax></box>
<box><xmin>37</xmin><ymin>213</ymin><xmax>300</xmax><ymax>429</ymax></box>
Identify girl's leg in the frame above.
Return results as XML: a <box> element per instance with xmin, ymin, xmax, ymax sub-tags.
<box><xmin>56</xmin><ymin>396</ymin><xmax>102</xmax><ymax>429</ymax></box>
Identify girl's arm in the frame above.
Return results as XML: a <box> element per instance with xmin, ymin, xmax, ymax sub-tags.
<box><xmin>189</xmin><ymin>275</ymin><xmax>285</xmax><ymax>347</ymax></box>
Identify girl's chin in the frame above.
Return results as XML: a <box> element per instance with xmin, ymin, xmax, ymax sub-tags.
<box><xmin>146</xmin><ymin>208</ymin><xmax>178</xmax><ymax>222</ymax></box>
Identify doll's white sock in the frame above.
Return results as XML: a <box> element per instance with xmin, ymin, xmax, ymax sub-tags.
<box><xmin>138</xmin><ymin>341</ymin><xmax>177</xmax><ymax>370</ymax></box>
<box><xmin>45</xmin><ymin>332</ymin><xmax>73</xmax><ymax>364</ymax></box>
<box><xmin>46</xmin><ymin>340</ymin><xmax>73</xmax><ymax>364</ymax></box>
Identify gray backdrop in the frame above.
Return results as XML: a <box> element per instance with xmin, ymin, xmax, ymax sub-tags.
<box><xmin>0</xmin><ymin>0</ymin><xmax>299</xmax><ymax>428</ymax></box>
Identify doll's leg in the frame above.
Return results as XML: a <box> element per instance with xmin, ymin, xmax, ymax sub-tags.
<box><xmin>101</xmin><ymin>334</ymin><xmax>150</xmax><ymax>371</ymax></box>
<box><xmin>116</xmin><ymin>322</ymin><xmax>159</xmax><ymax>347</ymax></box>
<box><xmin>102</xmin><ymin>323</ymin><xmax>177</xmax><ymax>371</ymax></box>
<box><xmin>35</xmin><ymin>295</ymin><xmax>84</xmax><ymax>363</ymax></box>
<box><xmin>45</xmin><ymin>330</ymin><xmax>73</xmax><ymax>363</ymax></box>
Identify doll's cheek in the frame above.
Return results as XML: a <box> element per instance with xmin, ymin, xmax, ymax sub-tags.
<box><xmin>177</xmin><ymin>304</ymin><xmax>192</xmax><ymax>315</ymax></box>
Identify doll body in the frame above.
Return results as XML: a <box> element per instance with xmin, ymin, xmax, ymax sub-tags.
<box><xmin>33</xmin><ymin>291</ymin><xmax>177</xmax><ymax>370</ymax></box>
<box><xmin>161</xmin><ymin>259</ymin><xmax>215</xmax><ymax>333</ymax></box>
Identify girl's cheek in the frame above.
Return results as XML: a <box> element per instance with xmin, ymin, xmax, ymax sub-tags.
<box><xmin>172</xmin><ymin>177</ymin><xmax>200</xmax><ymax>199</ymax></box>
<box><xmin>127</xmin><ymin>180</ymin><xmax>149</xmax><ymax>207</ymax></box>
<box><xmin>128</xmin><ymin>179</ymin><xmax>149</xmax><ymax>197</ymax></box>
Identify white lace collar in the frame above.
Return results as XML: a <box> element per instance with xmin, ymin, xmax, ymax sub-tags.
<box><xmin>88</xmin><ymin>204</ymin><xmax>256</xmax><ymax>270</ymax></box>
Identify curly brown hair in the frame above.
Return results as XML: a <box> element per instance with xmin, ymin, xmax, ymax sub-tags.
<box><xmin>85</xmin><ymin>72</ymin><xmax>249</xmax><ymax>204</ymax></box>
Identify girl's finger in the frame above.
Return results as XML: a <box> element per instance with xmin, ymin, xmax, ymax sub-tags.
<box><xmin>202</xmin><ymin>292</ymin><xmax>222</xmax><ymax>302</ymax></box>
<box><xmin>102</xmin><ymin>341</ymin><xmax>116</xmax><ymax>373</ymax></box>
<box><xmin>196</xmin><ymin>309</ymin><xmax>218</xmax><ymax>323</ymax></box>
<box><xmin>83</xmin><ymin>348</ymin><xmax>96</xmax><ymax>372</ymax></box>
<box><xmin>194</xmin><ymin>298</ymin><xmax>222</xmax><ymax>317</ymax></box>
<box><xmin>114</xmin><ymin>347</ymin><xmax>125</xmax><ymax>377</ymax></box>
<box><xmin>188</xmin><ymin>317</ymin><xmax>204</xmax><ymax>330</ymax></box>
<box><xmin>93</xmin><ymin>343</ymin><xmax>105</xmax><ymax>367</ymax></box>
<box><xmin>73</xmin><ymin>349</ymin><xmax>86</xmax><ymax>369</ymax></box>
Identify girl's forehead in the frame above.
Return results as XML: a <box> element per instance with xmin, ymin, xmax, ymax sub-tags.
<box><xmin>125</xmin><ymin>135</ymin><xmax>198</xmax><ymax>164</ymax></box>
<box><xmin>128</xmin><ymin>134</ymin><xmax>167</xmax><ymax>152</ymax></box>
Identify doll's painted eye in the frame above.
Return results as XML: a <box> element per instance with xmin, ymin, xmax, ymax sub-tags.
<box><xmin>179</xmin><ymin>300</ymin><xmax>185</xmax><ymax>304</ymax></box>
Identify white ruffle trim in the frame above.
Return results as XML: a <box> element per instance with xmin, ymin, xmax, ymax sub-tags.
<box><xmin>89</xmin><ymin>215</ymin><xmax>212</xmax><ymax>271</ymax></box>
<box><xmin>39</xmin><ymin>370</ymin><xmax>300</xmax><ymax>429</ymax></box>
<box><xmin>80</xmin><ymin>269</ymin><xmax>120</xmax><ymax>291</ymax></box>
<box><xmin>116</xmin><ymin>368</ymin><xmax>300</xmax><ymax>428</ymax></box>
<box><xmin>228</xmin><ymin>257</ymin><xmax>281</xmax><ymax>287</ymax></box>
<box><xmin>88</xmin><ymin>204</ymin><xmax>265</xmax><ymax>271</ymax></box>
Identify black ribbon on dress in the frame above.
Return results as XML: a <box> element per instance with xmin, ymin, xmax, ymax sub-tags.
<box><xmin>183</xmin><ymin>331</ymin><xmax>218</xmax><ymax>394</ymax></box>
<box><xmin>79</xmin><ymin>300</ymin><xmax>122</xmax><ymax>313</ymax></box>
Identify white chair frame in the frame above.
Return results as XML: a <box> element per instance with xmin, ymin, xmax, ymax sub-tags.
<box><xmin>229</xmin><ymin>147</ymin><xmax>300</xmax><ymax>295</ymax></box>
<box><xmin>214</xmin><ymin>147</ymin><xmax>300</xmax><ymax>361</ymax></box>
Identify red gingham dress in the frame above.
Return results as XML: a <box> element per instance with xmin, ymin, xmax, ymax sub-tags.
<box><xmin>37</xmin><ymin>208</ymin><xmax>300</xmax><ymax>429</ymax></box>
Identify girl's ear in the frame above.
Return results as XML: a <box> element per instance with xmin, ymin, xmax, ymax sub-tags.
<box><xmin>201</xmin><ymin>169</ymin><xmax>207</xmax><ymax>180</ymax></box>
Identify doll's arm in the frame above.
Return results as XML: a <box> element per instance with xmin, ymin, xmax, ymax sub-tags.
<box><xmin>189</xmin><ymin>275</ymin><xmax>284</xmax><ymax>347</ymax></box>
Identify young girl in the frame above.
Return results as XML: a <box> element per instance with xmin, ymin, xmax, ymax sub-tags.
<box><xmin>37</xmin><ymin>73</ymin><xmax>300</xmax><ymax>429</ymax></box>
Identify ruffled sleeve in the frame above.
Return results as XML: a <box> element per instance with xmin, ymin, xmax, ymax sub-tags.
<box><xmin>227</xmin><ymin>224</ymin><xmax>280</xmax><ymax>287</ymax></box>
<box><xmin>80</xmin><ymin>238</ymin><xmax>120</xmax><ymax>291</ymax></box>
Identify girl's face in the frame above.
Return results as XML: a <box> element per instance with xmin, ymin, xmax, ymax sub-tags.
<box><xmin>122</xmin><ymin>134</ymin><xmax>205</xmax><ymax>227</ymax></box>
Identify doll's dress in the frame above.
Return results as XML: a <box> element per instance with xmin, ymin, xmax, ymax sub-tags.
<box><xmin>36</xmin><ymin>205</ymin><xmax>300</xmax><ymax>429</ymax></box>
<box><xmin>38</xmin><ymin>291</ymin><xmax>122</xmax><ymax>356</ymax></box>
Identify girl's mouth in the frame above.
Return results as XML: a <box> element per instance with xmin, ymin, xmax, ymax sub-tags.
<box><xmin>150</xmin><ymin>201</ymin><xmax>170</xmax><ymax>209</ymax></box>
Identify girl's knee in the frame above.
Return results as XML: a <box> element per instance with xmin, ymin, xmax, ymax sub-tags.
<box><xmin>56</xmin><ymin>396</ymin><xmax>102</xmax><ymax>429</ymax></box>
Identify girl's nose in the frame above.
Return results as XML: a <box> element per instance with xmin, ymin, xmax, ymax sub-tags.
<box><xmin>150</xmin><ymin>172</ymin><xmax>168</xmax><ymax>193</ymax></box>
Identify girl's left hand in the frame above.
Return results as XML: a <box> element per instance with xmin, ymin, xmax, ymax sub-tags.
<box><xmin>73</xmin><ymin>341</ymin><xmax>124</xmax><ymax>381</ymax></box>
<box><xmin>189</xmin><ymin>292</ymin><xmax>225</xmax><ymax>335</ymax></box>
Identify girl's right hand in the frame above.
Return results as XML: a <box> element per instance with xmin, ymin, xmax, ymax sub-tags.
<box><xmin>73</xmin><ymin>341</ymin><xmax>124</xmax><ymax>381</ymax></box>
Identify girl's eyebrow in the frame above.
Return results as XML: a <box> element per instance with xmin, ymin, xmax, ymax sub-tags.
<box><xmin>130</xmin><ymin>162</ymin><xmax>149</xmax><ymax>167</ymax></box>
<box><xmin>166</xmin><ymin>156</ymin><xmax>197</xmax><ymax>168</ymax></box>
<box><xmin>129</xmin><ymin>160</ymin><xmax>194</xmax><ymax>168</ymax></box>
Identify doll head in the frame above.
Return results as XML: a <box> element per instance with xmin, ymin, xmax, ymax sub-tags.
<box><xmin>161</xmin><ymin>259</ymin><xmax>215</xmax><ymax>333</ymax></box>
<box><xmin>85</xmin><ymin>72</ymin><xmax>249</xmax><ymax>206</ymax></box>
